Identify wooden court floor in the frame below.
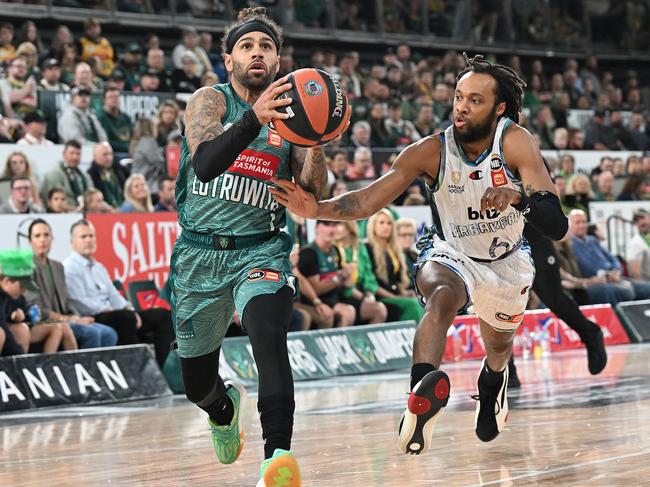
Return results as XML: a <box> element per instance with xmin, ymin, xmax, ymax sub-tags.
<box><xmin>3</xmin><ymin>344</ymin><xmax>650</xmax><ymax>486</ymax></box>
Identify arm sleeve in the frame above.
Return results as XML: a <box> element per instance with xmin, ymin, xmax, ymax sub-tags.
<box><xmin>191</xmin><ymin>108</ymin><xmax>262</xmax><ymax>183</ymax></box>
<box><xmin>512</xmin><ymin>191</ymin><xmax>568</xmax><ymax>241</ymax></box>
<box><xmin>298</xmin><ymin>249</ymin><xmax>319</xmax><ymax>278</ymax></box>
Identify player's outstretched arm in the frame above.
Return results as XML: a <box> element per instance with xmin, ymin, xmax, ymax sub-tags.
<box><xmin>187</xmin><ymin>78</ymin><xmax>292</xmax><ymax>183</ymax></box>
<box><xmin>290</xmin><ymin>146</ymin><xmax>327</xmax><ymax>200</ymax></box>
<box><xmin>271</xmin><ymin>137</ymin><xmax>436</xmax><ymax>221</ymax></box>
<box><xmin>504</xmin><ymin>126</ymin><xmax>568</xmax><ymax>240</ymax></box>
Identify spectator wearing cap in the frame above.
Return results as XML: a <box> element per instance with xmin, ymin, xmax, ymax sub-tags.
<box><xmin>87</xmin><ymin>141</ymin><xmax>128</xmax><ymax>208</ymax></box>
<box><xmin>118</xmin><ymin>42</ymin><xmax>142</xmax><ymax>91</ymax></box>
<box><xmin>142</xmin><ymin>48</ymin><xmax>173</xmax><ymax>92</ymax></box>
<box><xmin>0</xmin><ymin>249</ymin><xmax>77</xmax><ymax>354</ymax></box>
<box><xmin>38</xmin><ymin>58</ymin><xmax>69</xmax><ymax>91</ymax></box>
<box><xmin>171</xmin><ymin>51</ymin><xmax>202</xmax><ymax>93</ymax></box>
<box><xmin>58</xmin><ymin>86</ymin><xmax>108</xmax><ymax>145</ymax></box>
<box><xmin>0</xmin><ymin>56</ymin><xmax>38</xmax><ymax>120</ymax></box>
<box><xmin>171</xmin><ymin>27</ymin><xmax>211</xmax><ymax>78</ymax></box>
<box><xmin>105</xmin><ymin>68</ymin><xmax>126</xmax><ymax>91</ymax></box>
<box><xmin>0</xmin><ymin>22</ymin><xmax>16</xmax><ymax>64</ymax></box>
<box><xmin>97</xmin><ymin>87</ymin><xmax>132</xmax><ymax>157</ymax></box>
<box><xmin>585</xmin><ymin>109</ymin><xmax>618</xmax><ymax>150</ymax></box>
<box><xmin>627</xmin><ymin>211</ymin><xmax>650</xmax><ymax>281</ymax></box>
<box><xmin>139</xmin><ymin>69</ymin><xmax>161</xmax><ymax>92</ymax></box>
<box><xmin>16</xmin><ymin>110</ymin><xmax>53</xmax><ymax>146</ymax></box>
<box><xmin>78</xmin><ymin>17</ymin><xmax>115</xmax><ymax>79</ymax></box>
<box><xmin>41</xmin><ymin>140</ymin><xmax>94</xmax><ymax>209</ymax></box>
<box><xmin>0</xmin><ymin>176</ymin><xmax>43</xmax><ymax>214</ymax></box>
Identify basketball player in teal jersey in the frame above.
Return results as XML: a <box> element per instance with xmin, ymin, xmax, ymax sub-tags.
<box><xmin>171</xmin><ymin>7</ymin><xmax>327</xmax><ymax>486</ymax></box>
<box><xmin>271</xmin><ymin>54</ymin><xmax>569</xmax><ymax>454</ymax></box>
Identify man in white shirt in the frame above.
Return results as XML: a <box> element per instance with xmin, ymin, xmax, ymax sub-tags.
<box><xmin>16</xmin><ymin>110</ymin><xmax>54</xmax><ymax>146</ymax></box>
<box><xmin>57</xmin><ymin>86</ymin><xmax>107</xmax><ymax>145</ymax></box>
<box><xmin>626</xmin><ymin>210</ymin><xmax>650</xmax><ymax>281</ymax></box>
<box><xmin>63</xmin><ymin>219</ymin><xmax>174</xmax><ymax>366</ymax></box>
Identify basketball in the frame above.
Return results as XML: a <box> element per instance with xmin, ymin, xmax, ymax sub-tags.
<box><xmin>271</xmin><ymin>68</ymin><xmax>351</xmax><ymax>147</ymax></box>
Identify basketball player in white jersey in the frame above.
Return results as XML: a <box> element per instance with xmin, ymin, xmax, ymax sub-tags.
<box><xmin>270</xmin><ymin>54</ymin><xmax>569</xmax><ymax>452</ymax></box>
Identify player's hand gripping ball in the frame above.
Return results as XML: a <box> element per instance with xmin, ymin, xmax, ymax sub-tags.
<box><xmin>270</xmin><ymin>68</ymin><xmax>351</xmax><ymax>147</ymax></box>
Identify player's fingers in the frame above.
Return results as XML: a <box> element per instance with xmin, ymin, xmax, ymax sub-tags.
<box><xmin>269</xmin><ymin>97</ymin><xmax>293</xmax><ymax>107</ymax></box>
<box><xmin>269</xmin><ymin>110</ymin><xmax>290</xmax><ymax>120</ymax></box>
<box><xmin>272</xmin><ymin>178</ymin><xmax>296</xmax><ymax>191</ymax></box>
<box><xmin>270</xmin><ymin>82</ymin><xmax>293</xmax><ymax>97</ymax></box>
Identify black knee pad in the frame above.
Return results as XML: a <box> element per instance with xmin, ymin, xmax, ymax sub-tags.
<box><xmin>242</xmin><ymin>286</ymin><xmax>294</xmax><ymax>339</ymax></box>
<box><xmin>181</xmin><ymin>348</ymin><xmax>224</xmax><ymax>404</ymax></box>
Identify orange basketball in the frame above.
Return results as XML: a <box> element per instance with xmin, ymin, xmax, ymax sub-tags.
<box><xmin>271</xmin><ymin>68</ymin><xmax>351</xmax><ymax>147</ymax></box>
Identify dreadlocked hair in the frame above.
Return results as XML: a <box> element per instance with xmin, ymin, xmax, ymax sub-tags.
<box><xmin>221</xmin><ymin>7</ymin><xmax>283</xmax><ymax>55</ymax></box>
<box><xmin>457</xmin><ymin>53</ymin><xmax>526</xmax><ymax>122</ymax></box>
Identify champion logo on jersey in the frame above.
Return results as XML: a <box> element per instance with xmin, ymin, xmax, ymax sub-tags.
<box><xmin>469</xmin><ymin>170</ymin><xmax>483</xmax><ymax>180</ymax></box>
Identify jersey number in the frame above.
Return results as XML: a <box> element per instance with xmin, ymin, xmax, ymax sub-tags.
<box><xmin>489</xmin><ymin>237</ymin><xmax>511</xmax><ymax>259</ymax></box>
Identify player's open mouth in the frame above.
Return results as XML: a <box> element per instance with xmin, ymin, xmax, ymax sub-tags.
<box><xmin>249</xmin><ymin>62</ymin><xmax>266</xmax><ymax>74</ymax></box>
<box><xmin>454</xmin><ymin>118</ymin><xmax>467</xmax><ymax>128</ymax></box>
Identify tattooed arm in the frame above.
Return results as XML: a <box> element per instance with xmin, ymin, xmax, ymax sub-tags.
<box><xmin>271</xmin><ymin>137</ymin><xmax>437</xmax><ymax>221</ymax></box>
<box><xmin>290</xmin><ymin>146</ymin><xmax>328</xmax><ymax>200</ymax></box>
<box><xmin>185</xmin><ymin>87</ymin><xmax>226</xmax><ymax>157</ymax></box>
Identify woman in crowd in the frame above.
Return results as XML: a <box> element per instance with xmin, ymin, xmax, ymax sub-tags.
<box><xmin>18</xmin><ymin>21</ymin><xmax>44</xmax><ymax>55</ymax></box>
<box><xmin>83</xmin><ymin>188</ymin><xmax>115</xmax><ymax>213</ymax></box>
<box><xmin>130</xmin><ymin>118</ymin><xmax>165</xmax><ymax>191</ymax></box>
<box><xmin>153</xmin><ymin>100</ymin><xmax>180</xmax><ymax>147</ymax></box>
<box><xmin>27</xmin><ymin>219</ymin><xmax>118</xmax><ymax>350</ymax></box>
<box><xmin>564</xmin><ymin>173</ymin><xmax>594</xmax><ymax>219</ymax></box>
<box><xmin>617</xmin><ymin>173</ymin><xmax>646</xmax><ymax>201</ymax></box>
<box><xmin>120</xmin><ymin>173</ymin><xmax>154</xmax><ymax>212</ymax></box>
<box><xmin>365</xmin><ymin>209</ymin><xmax>424</xmax><ymax>323</ymax></box>
<box><xmin>3</xmin><ymin>151</ymin><xmax>42</xmax><ymax>208</ymax></box>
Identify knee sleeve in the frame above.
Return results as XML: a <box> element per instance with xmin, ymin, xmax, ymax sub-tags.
<box><xmin>181</xmin><ymin>348</ymin><xmax>225</xmax><ymax>405</ymax></box>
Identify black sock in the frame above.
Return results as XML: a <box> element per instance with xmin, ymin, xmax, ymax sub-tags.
<box><xmin>410</xmin><ymin>363</ymin><xmax>436</xmax><ymax>390</ymax></box>
<box><xmin>258</xmin><ymin>395</ymin><xmax>294</xmax><ymax>459</ymax></box>
<box><xmin>207</xmin><ymin>394</ymin><xmax>234</xmax><ymax>426</ymax></box>
<box><xmin>482</xmin><ymin>363</ymin><xmax>505</xmax><ymax>388</ymax></box>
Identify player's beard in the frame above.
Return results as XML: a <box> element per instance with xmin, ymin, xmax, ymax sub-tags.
<box><xmin>231</xmin><ymin>59</ymin><xmax>277</xmax><ymax>92</ymax></box>
<box><xmin>453</xmin><ymin>102</ymin><xmax>499</xmax><ymax>144</ymax></box>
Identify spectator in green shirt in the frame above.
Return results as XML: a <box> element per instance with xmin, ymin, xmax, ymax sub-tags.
<box><xmin>97</xmin><ymin>86</ymin><xmax>133</xmax><ymax>159</ymax></box>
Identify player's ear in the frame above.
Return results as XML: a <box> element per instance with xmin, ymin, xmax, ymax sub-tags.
<box><xmin>224</xmin><ymin>53</ymin><xmax>233</xmax><ymax>73</ymax></box>
<box><xmin>495</xmin><ymin>101</ymin><xmax>506</xmax><ymax>117</ymax></box>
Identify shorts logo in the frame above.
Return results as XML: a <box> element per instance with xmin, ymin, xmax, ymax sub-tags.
<box><xmin>495</xmin><ymin>311</ymin><xmax>524</xmax><ymax>323</ymax></box>
<box><xmin>520</xmin><ymin>286</ymin><xmax>530</xmax><ymax>295</ymax></box>
<box><xmin>304</xmin><ymin>80</ymin><xmax>322</xmax><ymax>96</ymax></box>
<box><xmin>247</xmin><ymin>269</ymin><xmax>281</xmax><ymax>282</ymax></box>
<box><xmin>469</xmin><ymin>170</ymin><xmax>483</xmax><ymax>180</ymax></box>
<box><xmin>176</xmin><ymin>317</ymin><xmax>195</xmax><ymax>339</ymax></box>
<box><xmin>267</xmin><ymin>130</ymin><xmax>283</xmax><ymax>148</ymax></box>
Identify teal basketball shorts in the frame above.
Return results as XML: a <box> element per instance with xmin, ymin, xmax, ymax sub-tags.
<box><xmin>170</xmin><ymin>231</ymin><xmax>295</xmax><ymax>358</ymax></box>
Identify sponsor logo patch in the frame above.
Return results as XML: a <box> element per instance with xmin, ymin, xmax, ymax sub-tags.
<box><xmin>228</xmin><ymin>149</ymin><xmax>281</xmax><ymax>181</ymax></box>
<box><xmin>451</xmin><ymin>171</ymin><xmax>461</xmax><ymax>184</ymax></box>
<box><xmin>491</xmin><ymin>169</ymin><xmax>507</xmax><ymax>187</ymax></box>
<box><xmin>267</xmin><ymin>130</ymin><xmax>283</xmax><ymax>148</ymax></box>
<box><xmin>495</xmin><ymin>311</ymin><xmax>524</xmax><ymax>323</ymax></box>
<box><xmin>304</xmin><ymin>80</ymin><xmax>323</xmax><ymax>96</ymax></box>
<box><xmin>247</xmin><ymin>269</ymin><xmax>281</xmax><ymax>282</ymax></box>
<box><xmin>490</xmin><ymin>154</ymin><xmax>503</xmax><ymax>171</ymax></box>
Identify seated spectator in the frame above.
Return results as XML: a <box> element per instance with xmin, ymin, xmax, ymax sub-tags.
<box><xmin>83</xmin><ymin>188</ymin><xmax>114</xmax><ymax>213</ymax></box>
<box><xmin>384</xmin><ymin>100</ymin><xmax>421</xmax><ymax>148</ymax></box>
<box><xmin>2</xmin><ymin>150</ymin><xmax>42</xmax><ymax>207</ymax></box>
<box><xmin>78</xmin><ymin>17</ymin><xmax>115</xmax><ymax>79</ymax></box>
<box><xmin>350</xmin><ymin>121</ymin><xmax>371</xmax><ymax>148</ymax></box>
<box><xmin>17</xmin><ymin>21</ymin><xmax>43</xmax><ymax>56</ymax></box>
<box><xmin>117</xmin><ymin>42</ymin><xmax>142</xmax><ymax>91</ymax></box>
<box><xmin>431</xmin><ymin>82</ymin><xmax>452</xmax><ymax>122</ymax></box>
<box><xmin>403</xmin><ymin>193</ymin><xmax>426</xmax><ymax>205</ymax></box>
<box><xmin>365</xmin><ymin>209</ymin><xmax>424</xmax><ymax>323</ymax></box>
<box><xmin>38</xmin><ymin>58</ymin><xmax>69</xmax><ymax>91</ymax></box>
<box><xmin>42</xmin><ymin>140</ymin><xmax>94</xmax><ymax>209</ymax></box>
<box><xmin>345</xmin><ymin>147</ymin><xmax>376</xmax><ymax>181</ymax></box>
<box><xmin>0</xmin><ymin>22</ymin><xmax>16</xmax><ymax>64</ymax></box>
<box><xmin>97</xmin><ymin>87</ymin><xmax>132</xmax><ymax>158</ymax></box>
<box><xmin>332</xmin><ymin>221</ymin><xmax>388</xmax><ymax>323</ymax></box>
<box><xmin>629</xmin><ymin>112</ymin><xmax>647</xmax><ymax>151</ymax></box>
<box><xmin>58</xmin><ymin>43</ymin><xmax>77</xmax><ymax>87</ymax></box>
<box><xmin>200</xmin><ymin>32</ymin><xmax>227</xmax><ymax>81</ymax></box>
<box><xmin>63</xmin><ymin>219</ymin><xmax>174</xmax><ymax>366</ymax></box>
<box><xmin>329</xmin><ymin>180</ymin><xmax>348</xmax><ymax>198</ymax></box>
<box><xmin>0</xmin><ymin>176</ymin><xmax>42</xmax><ymax>214</ymax></box>
<box><xmin>594</xmin><ymin>170</ymin><xmax>616</xmax><ymax>202</ymax></box>
<box><xmin>58</xmin><ymin>87</ymin><xmax>108</xmax><ymax>144</ymax></box>
<box><xmin>143</xmin><ymin>48</ymin><xmax>173</xmax><ymax>92</ymax></box>
<box><xmin>130</xmin><ymin>118</ymin><xmax>165</xmax><ymax>191</ymax></box>
<box><xmin>626</xmin><ymin>155</ymin><xmax>643</xmax><ymax>176</ymax></box>
<box><xmin>297</xmin><ymin>220</ymin><xmax>357</xmax><ymax>327</ymax></box>
<box><xmin>413</xmin><ymin>104</ymin><xmax>437</xmax><ymax>137</ymax></box>
<box><xmin>585</xmin><ymin>109</ymin><xmax>617</xmax><ymax>150</ymax></box>
<box><xmin>46</xmin><ymin>187</ymin><xmax>69</xmax><ymax>213</ymax></box>
<box><xmin>610</xmin><ymin>110</ymin><xmax>636</xmax><ymax>150</ymax></box>
<box><xmin>154</xmin><ymin>177</ymin><xmax>176</xmax><ymax>212</ymax></box>
<box><xmin>139</xmin><ymin>69</ymin><xmax>161</xmax><ymax>92</ymax></box>
<box><xmin>26</xmin><ymin>219</ymin><xmax>117</xmax><ymax>350</ymax></box>
<box><xmin>172</xmin><ymin>27</ymin><xmax>212</xmax><ymax>78</ymax></box>
<box><xmin>0</xmin><ymin>56</ymin><xmax>38</xmax><ymax>119</ymax></box>
<box><xmin>559</xmin><ymin>153</ymin><xmax>575</xmax><ymax>178</ymax></box>
<box><xmin>120</xmin><ymin>173</ymin><xmax>154</xmax><ymax>212</ymax></box>
<box><xmin>552</xmin><ymin>127</ymin><xmax>569</xmax><ymax>150</ymax></box>
<box><xmin>105</xmin><ymin>68</ymin><xmax>126</xmax><ymax>91</ymax></box>
<box><xmin>327</xmin><ymin>151</ymin><xmax>349</xmax><ymax>182</ymax></box>
<box><xmin>171</xmin><ymin>51</ymin><xmax>202</xmax><ymax>93</ymax></box>
<box><xmin>72</xmin><ymin>62</ymin><xmax>102</xmax><ymax>92</ymax></box>
<box><xmin>569</xmin><ymin>209</ymin><xmax>650</xmax><ymax>304</ymax></box>
<box><xmin>395</xmin><ymin>217</ymin><xmax>418</xmax><ymax>288</ymax></box>
<box><xmin>16</xmin><ymin>110</ymin><xmax>53</xmax><ymax>146</ymax></box>
<box><xmin>626</xmin><ymin>210</ymin><xmax>650</xmax><ymax>281</ymax></box>
<box><xmin>567</xmin><ymin>128</ymin><xmax>585</xmax><ymax>150</ymax></box>
<box><xmin>564</xmin><ymin>173</ymin><xmax>594</xmax><ymax>218</ymax></box>
<box><xmin>530</xmin><ymin>105</ymin><xmax>555</xmax><ymax>149</ymax></box>
<box><xmin>363</xmin><ymin>65</ymin><xmax>390</xmax><ymax>102</ymax></box>
<box><xmin>368</xmin><ymin>102</ymin><xmax>390</xmax><ymax>147</ymax></box>
<box><xmin>617</xmin><ymin>174</ymin><xmax>645</xmax><ymax>201</ymax></box>
<box><xmin>154</xmin><ymin>100</ymin><xmax>180</xmax><ymax>147</ymax></box>
<box><xmin>0</xmin><ymin>250</ymin><xmax>77</xmax><ymax>354</ymax></box>
<box><xmin>290</xmin><ymin>244</ymin><xmax>326</xmax><ymax>330</ymax></box>
<box><xmin>613</xmin><ymin>157</ymin><xmax>626</xmax><ymax>177</ymax></box>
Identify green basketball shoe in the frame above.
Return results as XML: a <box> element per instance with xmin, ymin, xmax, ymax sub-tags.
<box><xmin>208</xmin><ymin>380</ymin><xmax>247</xmax><ymax>464</ymax></box>
<box><xmin>255</xmin><ymin>449</ymin><xmax>301</xmax><ymax>487</ymax></box>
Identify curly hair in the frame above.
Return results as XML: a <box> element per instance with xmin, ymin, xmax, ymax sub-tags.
<box><xmin>221</xmin><ymin>7</ymin><xmax>283</xmax><ymax>55</ymax></box>
<box><xmin>457</xmin><ymin>53</ymin><xmax>526</xmax><ymax>122</ymax></box>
